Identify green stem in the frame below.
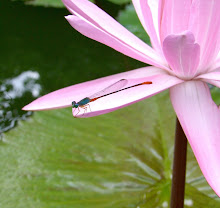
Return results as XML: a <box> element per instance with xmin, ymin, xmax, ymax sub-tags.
<box><xmin>170</xmin><ymin>118</ymin><xmax>187</xmax><ymax>208</ymax></box>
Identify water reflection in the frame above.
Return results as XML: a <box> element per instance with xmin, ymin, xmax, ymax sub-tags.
<box><xmin>0</xmin><ymin>71</ymin><xmax>41</xmax><ymax>133</ymax></box>
<box><xmin>1</xmin><ymin>71</ymin><xmax>41</xmax><ymax>99</ymax></box>
<box><xmin>0</xmin><ymin>71</ymin><xmax>41</xmax><ymax>99</ymax></box>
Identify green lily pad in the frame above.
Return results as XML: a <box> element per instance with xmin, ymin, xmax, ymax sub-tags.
<box><xmin>1</xmin><ymin>90</ymin><xmax>220</xmax><ymax>207</ymax></box>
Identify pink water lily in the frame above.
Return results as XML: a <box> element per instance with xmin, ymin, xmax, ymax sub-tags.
<box><xmin>23</xmin><ymin>0</ymin><xmax>220</xmax><ymax>197</ymax></box>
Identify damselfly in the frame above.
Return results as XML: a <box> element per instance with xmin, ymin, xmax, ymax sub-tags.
<box><xmin>72</xmin><ymin>79</ymin><xmax>152</xmax><ymax>116</ymax></box>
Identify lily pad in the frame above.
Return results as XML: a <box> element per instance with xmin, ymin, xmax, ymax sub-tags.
<box><xmin>1</xmin><ymin>90</ymin><xmax>220</xmax><ymax>207</ymax></box>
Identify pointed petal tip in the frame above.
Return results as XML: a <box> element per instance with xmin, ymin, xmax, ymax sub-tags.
<box><xmin>22</xmin><ymin>102</ymin><xmax>38</xmax><ymax>111</ymax></box>
<box><xmin>22</xmin><ymin>105</ymin><xmax>29</xmax><ymax>111</ymax></box>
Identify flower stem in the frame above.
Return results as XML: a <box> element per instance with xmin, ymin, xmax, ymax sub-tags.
<box><xmin>170</xmin><ymin>118</ymin><xmax>187</xmax><ymax>208</ymax></box>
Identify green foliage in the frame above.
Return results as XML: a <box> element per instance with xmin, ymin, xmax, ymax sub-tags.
<box><xmin>1</xmin><ymin>90</ymin><xmax>220</xmax><ymax>207</ymax></box>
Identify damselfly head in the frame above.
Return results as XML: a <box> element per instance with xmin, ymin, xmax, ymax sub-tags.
<box><xmin>72</xmin><ymin>101</ymin><xmax>79</xmax><ymax>108</ymax></box>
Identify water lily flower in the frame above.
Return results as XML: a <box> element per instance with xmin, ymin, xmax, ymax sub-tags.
<box><xmin>23</xmin><ymin>0</ymin><xmax>220</xmax><ymax>197</ymax></box>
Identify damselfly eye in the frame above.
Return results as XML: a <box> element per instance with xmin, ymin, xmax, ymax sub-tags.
<box><xmin>72</xmin><ymin>101</ymin><xmax>78</xmax><ymax>108</ymax></box>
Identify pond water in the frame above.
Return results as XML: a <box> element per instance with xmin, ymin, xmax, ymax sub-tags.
<box><xmin>0</xmin><ymin>0</ymin><xmax>144</xmax><ymax>134</ymax></box>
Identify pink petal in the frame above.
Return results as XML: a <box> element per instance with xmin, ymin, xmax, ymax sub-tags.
<box><xmin>62</xmin><ymin>0</ymin><xmax>168</xmax><ymax>69</ymax></box>
<box><xmin>170</xmin><ymin>81</ymin><xmax>220</xmax><ymax>197</ymax></box>
<box><xmin>197</xmin><ymin>71</ymin><xmax>220</xmax><ymax>81</ymax></box>
<box><xmin>22</xmin><ymin>67</ymin><xmax>167</xmax><ymax>111</ymax></box>
<box><xmin>73</xmin><ymin>73</ymin><xmax>182</xmax><ymax>118</ymax></box>
<box><xmin>204</xmin><ymin>80</ymin><xmax>220</xmax><ymax>89</ymax></box>
<box><xmin>65</xmin><ymin>15</ymin><xmax>164</xmax><ymax>68</ymax></box>
<box><xmin>159</xmin><ymin>0</ymin><xmax>192</xmax><ymax>42</ymax></box>
<box><xmin>196</xmin><ymin>71</ymin><xmax>220</xmax><ymax>88</ymax></box>
<box><xmin>209</xmin><ymin>57</ymin><xmax>220</xmax><ymax>72</ymax></box>
<box><xmin>189</xmin><ymin>0</ymin><xmax>220</xmax><ymax>72</ymax></box>
<box><xmin>23</xmin><ymin>67</ymin><xmax>182</xmax><ymax>118</ymax></box>
<box><xmin>163</xmin><ymin>32</ymin><xmax>200</xmax><ymax>78</ymax></box>
<box><xmin>132</xmin><ymin>0</ymin><xmax>162</xmax><ymax>54</ymax></box>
